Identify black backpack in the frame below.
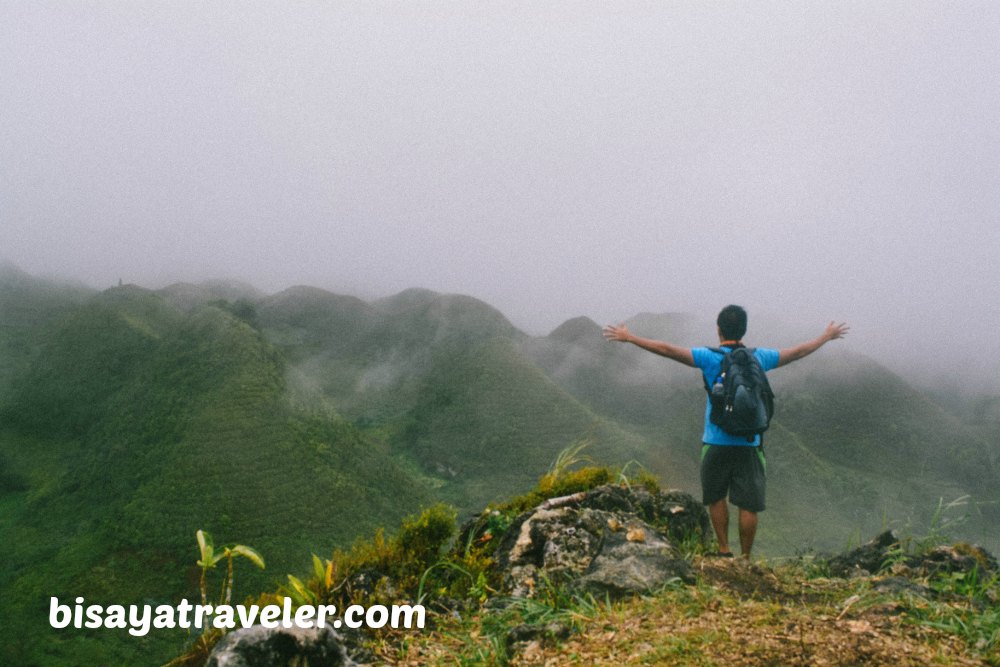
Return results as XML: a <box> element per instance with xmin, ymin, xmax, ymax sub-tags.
<box><xmin>703</xmin><ymin>346</ymin><xmax>775</xmax><ymax>441</ymax></box>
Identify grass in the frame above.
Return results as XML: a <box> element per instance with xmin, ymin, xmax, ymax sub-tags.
<box><xmin>875</xmin><ymin>567</ymin><xmax>1000</xmax><ymax>657</ymax></box>
<box><xmin>381</xmin><ymin>556</ymin><xmax>997</xmax><ymax>666</ymax></box>
<box><xmin>382</xmin><ymin>580</ymin><xmax>611</xmax><ymax>666</ymax></box>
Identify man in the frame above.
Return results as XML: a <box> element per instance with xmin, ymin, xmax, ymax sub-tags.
<box><xmin>603</xmin><ymin>305</ymin><xmax>849</xmax><ymax>559</ymax></box>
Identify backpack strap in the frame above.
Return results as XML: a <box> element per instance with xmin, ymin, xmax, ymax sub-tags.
<box><xmin>716</xmin><ymin>345</ymin><xmax>758</xmax><ymax>359</ymax></box>
<box><xmin>702</xmin><ymin>347</ymin><xmax>724</xmax><ymax>393</ymax></box>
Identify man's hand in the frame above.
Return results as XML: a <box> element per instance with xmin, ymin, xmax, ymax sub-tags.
<box><xmin>602</xmin><ymin>323</ymin><xmax>695</xmax><ymax>366</ymax></box>
<box><xmin>824</xmin><ymin>321</ymin><xmax>850</xmax><ymax>341</ymax></box>
<box><xmin>778</xmin><ymin>320</ymin><xmax>851</xmax><ymax>367</ymax></box>
<box><xmin>603</xmin><ymin>323</ymin><xmax>631</xmax><ymax>343</ymax></box>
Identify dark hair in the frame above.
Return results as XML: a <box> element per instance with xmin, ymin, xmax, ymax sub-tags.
<box><xmin>717</xmin><ymin>305</ymin><xmax>747</xmax><ymax>341</ymax></box>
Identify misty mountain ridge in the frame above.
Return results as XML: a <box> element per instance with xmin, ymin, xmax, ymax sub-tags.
<box><xmin>157</xmin><ymin>279</ymin><xmax>265</xmax><ymax>312</ymax></box>
<box><xmin>1</xmin><ymin>267</ymin><xmax>997</xmax><ymax>665</ymax></box>
<box><xmin>0</xmin><ymin>263</ymin><xmax>977</xmax><ymax>390</ymax></box>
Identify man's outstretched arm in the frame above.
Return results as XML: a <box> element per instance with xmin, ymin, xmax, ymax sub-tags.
<box><xmin>603</xmin><ymin>323</ymin><xmax>696</xmax><ymax>367</ymax></box>
<box><xmin>777</xmin><ymin>321</ymin><xmax>850</xmax><ymax>367</ymax></box>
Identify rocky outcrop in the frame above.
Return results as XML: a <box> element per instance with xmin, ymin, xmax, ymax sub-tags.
<box><xmin>828</xmin><ymin>530</ymin><xmax>901</xmax><ymax>577</ymax></box>
<box><xmin>918</xmin><ymin>543</ymin><xmax>999</xmax><ymax>575</ymax></box>
<box><xmin>828</xmin><ymin>530</ymin><xmax>998</xmax><ymax>578</ymax></box>
<box><xmin>205</xmin><ymin>625</ymin><xmax>359</xmax><ymax>667</ymax></box>
<box><xmin>492</xmin><ymin>484</ymin><xmax>707</xmax><ymax>599</ymax></box>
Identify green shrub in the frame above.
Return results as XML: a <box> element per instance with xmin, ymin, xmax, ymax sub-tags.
<box><xmin>398</xmin><ymin>503</ymin><xmax>457</xmax><ymax>564</ymax></box>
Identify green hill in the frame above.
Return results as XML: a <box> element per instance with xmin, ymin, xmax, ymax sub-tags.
<box><xmin>0</xmin><ymin>263</ymin><xmax>93</xmax><ymax>395</ymax></box>
<box><xmin>762</xmin><ymin>354</ymin><xmax>999</xmax><ymax>553</ymax></box>
<box><xmin>0</xmin><ymin>281</ymin><xmax>433</xmax><ymax>665</ymax></box>
<box><xmin>255</xmin><ymin>287</ymin><xmax>649</xmax><ymax>510</ymax></box>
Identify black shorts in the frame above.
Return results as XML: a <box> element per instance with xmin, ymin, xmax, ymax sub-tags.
<box><xmin>700</xmin><ymin>444</ymin><xmax>766</xmax><ymax>512</ymax></box>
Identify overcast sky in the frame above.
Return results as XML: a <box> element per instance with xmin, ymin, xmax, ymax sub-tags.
<box><xmin>2</xmin><ymin>2</ymin><xmax>998</xmax><ymax>384</ymax></box>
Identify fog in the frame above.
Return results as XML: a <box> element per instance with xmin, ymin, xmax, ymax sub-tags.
<box><xmin>3</xmin><ymin>2</ymin><xmax>998</xmax><ymax>388</ymax></box>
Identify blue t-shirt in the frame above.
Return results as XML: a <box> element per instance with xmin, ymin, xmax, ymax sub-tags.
<box><xmin>691</xmin><ymin>346</ymin><xmax>780</xmax><ymax>446</ymax></box>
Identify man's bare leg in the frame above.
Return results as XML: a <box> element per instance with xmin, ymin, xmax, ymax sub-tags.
<box><xmin>708</xmin><ymin>499</ymin><xmax>732</xmax><ymax>554</ymax></box>
<box><xmin>738</xmin><ymin>508</ymin><xmax>758</xmax><ymax>559</ymax></box>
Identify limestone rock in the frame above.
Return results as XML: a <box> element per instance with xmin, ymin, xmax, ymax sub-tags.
<box><xmin>205</xmin><ymin>624</ymin><xmax>358</xmax><ymax>667</ymax></box>
<box><xmin>493</xmin><ymin>484</ymin><xmax>703</xmax><ymax>599</ymax></box>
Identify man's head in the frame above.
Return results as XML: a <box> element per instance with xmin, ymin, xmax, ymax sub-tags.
<box><xmin>717</xmin><ymin>305</ymin><xmax>747</xmax><ymax>342</ymax></box>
